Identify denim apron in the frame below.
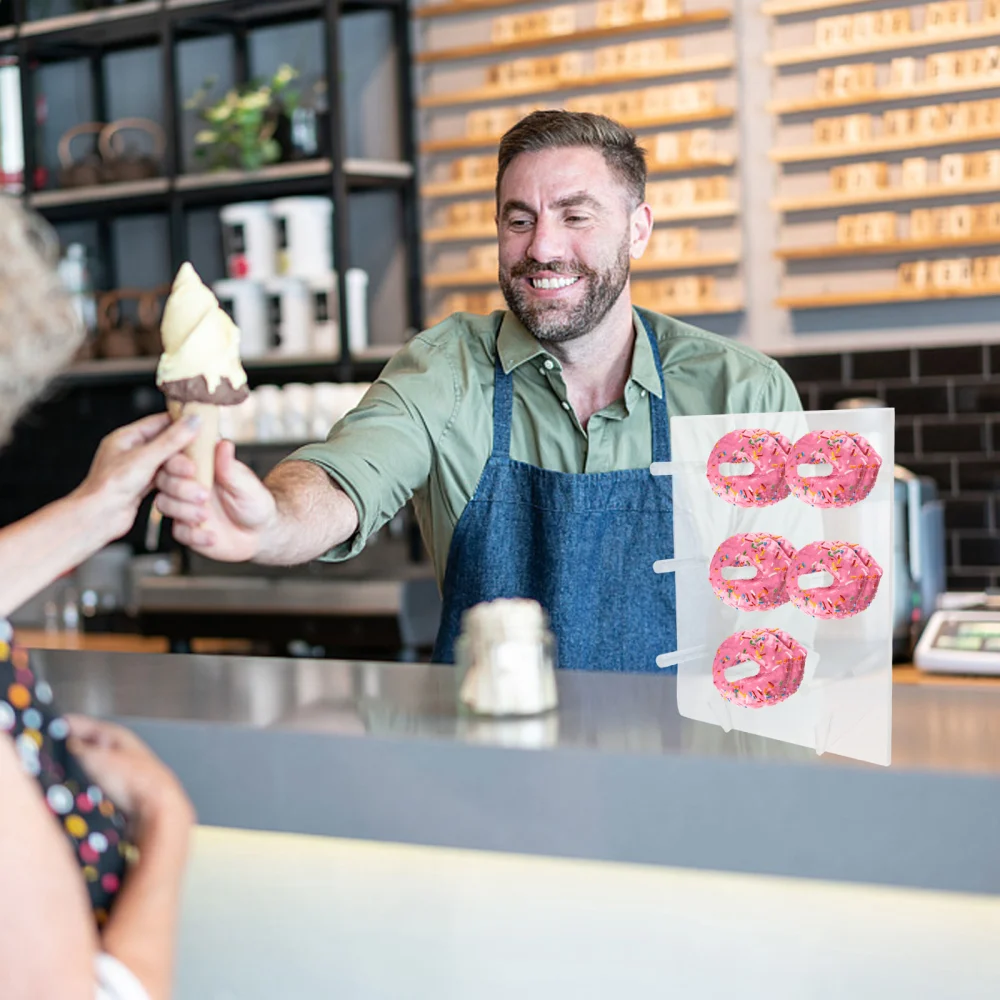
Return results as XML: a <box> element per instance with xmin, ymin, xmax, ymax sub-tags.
<box><xmin>431</xmin><ymin>314</ymin><xmax>676</xmax><ymax>672</ymax></box>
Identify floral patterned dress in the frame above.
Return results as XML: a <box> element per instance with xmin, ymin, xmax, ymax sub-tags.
<box><xmin>0</xmin><ymin>620</ymin><xmax>133</xmax><ymax>927</ymax></box>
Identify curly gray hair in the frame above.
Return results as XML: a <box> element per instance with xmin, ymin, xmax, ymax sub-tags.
<box><xmin>0</xmin><ymin>195</ymin><xmax>84</xmax><ymax>446</ymax></box>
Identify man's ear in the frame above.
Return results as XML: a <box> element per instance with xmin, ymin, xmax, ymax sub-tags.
<box><xmin>630</xmin><ymin>202</ymin><xmax>654</xmax><ymax>260</ymax></box>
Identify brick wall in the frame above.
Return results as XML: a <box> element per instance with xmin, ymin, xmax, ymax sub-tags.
<box><xmin>779</xmin><ymin>345</ymin><xmax>1000</xmax><ymax>593</ymax></box>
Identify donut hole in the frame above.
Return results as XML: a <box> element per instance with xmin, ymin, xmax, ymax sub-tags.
<box><xmin>724</xmin><ymin>658</ymin><xmax>761</xmax><ymax>683</ymax></box>
<box><xmin>718</xmin><ymin>461</ymin><xmax>755</xmax><ymax>477</ymax></box>
<box><xmin>720</xmin><ymin>566</ymin><xmax>758</xmax><ymax>581</ymax></box>
<box><xmin>797</xmin><ymin>570</ymin><xmax>835</xmax><ymax>591</ymax></box>
<box><xmin>796</xmin><ymin>462</ymin><xmax>834</xmax><ymax>479</ymax></box>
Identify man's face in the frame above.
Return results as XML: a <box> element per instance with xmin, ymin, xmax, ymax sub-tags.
<box><xmin>496</xmin><ymin>146</ymin><xmax>648</xmax><ymax>343</ymax></box>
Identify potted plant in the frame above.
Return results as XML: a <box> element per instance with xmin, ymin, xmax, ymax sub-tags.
<box><xmin>185</xmin><ymin>64</ymin><xmax>301</xmax><ymax>172</ymax></box>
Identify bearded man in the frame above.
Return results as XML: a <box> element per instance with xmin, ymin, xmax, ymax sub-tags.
<box><xmin>156</xmin><ymin>111</ymin><xmax>801</xmax><ymax>672</ymax></box>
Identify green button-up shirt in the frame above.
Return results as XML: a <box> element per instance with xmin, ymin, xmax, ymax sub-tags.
<box><xmin>290</xmin><ymin>307</ymin><xmax>801</xmax><ymax>587</ymax></box>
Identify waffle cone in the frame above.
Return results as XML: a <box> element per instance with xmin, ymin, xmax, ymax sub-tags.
<box><xmin>167</xmin><ymin>399</ymin><xmax>220</xmax><ymax>488</ymax></box>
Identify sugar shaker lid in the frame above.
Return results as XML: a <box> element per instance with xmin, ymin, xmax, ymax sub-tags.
<box><xmin>461</xmin><ymin>598</ymin><xmax>548</xmax><ymax>644</ymax></box>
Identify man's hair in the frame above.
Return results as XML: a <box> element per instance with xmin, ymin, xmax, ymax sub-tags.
<box><xmin>496</xmin><ymin>110</ymin><xmax>647</xmax><ymax>208</ymax></box>
<box><xmin>0</xmin><ymin>196</ymin><xmax>84</xmax><ymax>447</ymax></box>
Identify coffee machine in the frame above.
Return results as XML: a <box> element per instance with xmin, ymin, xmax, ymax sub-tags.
<box><xmin>893</xmin><ymin>467</ymin><xmax>946</xmax><ymax>660</ymax></box>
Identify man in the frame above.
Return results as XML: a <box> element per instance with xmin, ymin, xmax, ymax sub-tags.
<box><xmin>156</xmin><ymin>111</ymin><xmax>801</xmax><ymax>672</ymax></box>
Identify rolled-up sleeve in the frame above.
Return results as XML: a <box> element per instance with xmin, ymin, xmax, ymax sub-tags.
<box><xmin>287</xmin><ymin>335</ymin><xmax>458</xmax><ymax>561</ymax></box>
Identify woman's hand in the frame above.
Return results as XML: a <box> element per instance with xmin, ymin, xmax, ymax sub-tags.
<box><xmin>72</xmin><ymin>412</ymin><xmax>201</xmax><ymax>543</ymax></box>
<box><xmin>64</xmin><ymin>716</ymin><xmax>194</xmax><ymax>841</ymax></box>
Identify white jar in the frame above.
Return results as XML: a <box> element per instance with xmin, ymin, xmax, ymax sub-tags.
<box><xmin>220</xmin><ymin>202</ymin><xmax>277</xmax><ymax>280</ymax></box>
<box><xmin>345</xmin><ymin>267</ymin><xmax>369</xmax><ymax>354</ymax></box>
<box><xmin>264</xmin><ymin>277</ymin><xmax>312</xmax><ymax>357</ymax></box>
<box><xmin>455</xmin><ymin>598</ymin><xmax>559</xmax><ymax>716</ymax></box>
<box><xmin>270</xmin><ymin>196</ymin><xmax>334</xmax><ymax>278</ymax></box>
<box><xmin>252</xmin><ymin>384</ymin><xmax>284</xmax><ymax>442</ymax></box>
<box><xmin>212</xmin><ymin>278</ymin><xmax>269</xmax><ymax>359</ymax></box>
<box><xmin>281</xmin><ymin>382</ymin><xmax>314</xmax><ymax>443</ymax></box>
<box><xmin>308</xmin><ymin>272</ymin><xmax>340</xmax><ymax>358</ymax></box>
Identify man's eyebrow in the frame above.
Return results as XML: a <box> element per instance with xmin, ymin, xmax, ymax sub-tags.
<box><xmin>500</xmin><ymin>192</ymin><xmax>605</xmax><ymax>218</ymax></box>
<box><xmin>553</xmin><ymin>192</ymin><xmax>604</xmax><ymax>211</ymax></box>
<box><xmin>500</xmin><ymin>199</ymin><xmax>536</xmax><ymax>219</ymax></box>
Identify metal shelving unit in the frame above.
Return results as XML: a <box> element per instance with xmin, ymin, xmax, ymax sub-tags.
<box><xmin>7</xmin><ymin>0</ymin><xmax>421</xmax><ymax>383</ymax></box>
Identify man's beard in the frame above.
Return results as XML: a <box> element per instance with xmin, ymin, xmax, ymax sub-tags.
<box><xmin>498</xmin><ymin>236</ymin><xmax>631</xmax><ymax>344</ymax></box>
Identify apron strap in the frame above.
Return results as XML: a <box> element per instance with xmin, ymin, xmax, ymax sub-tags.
<box><xmin>638</xmin><ymin>311</ymin><xmax>672</xmax><ymax>464</ymax></box>
<box><xmin>492</xmin><ymin>319</ymin><xmax>514</xmax><ymax>461</ymax></box>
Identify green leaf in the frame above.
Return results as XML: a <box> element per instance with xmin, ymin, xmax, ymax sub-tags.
<box><xmin>261</xmin><ymin>139</ymin><xmax>282</xmax><ymax>163</ymax></box>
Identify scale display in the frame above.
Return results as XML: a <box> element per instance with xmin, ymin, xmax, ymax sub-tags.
<box><xmin>914</xmin><ymin>611</ymin><xmax>1000</xmax><ymax>675</ymax></box>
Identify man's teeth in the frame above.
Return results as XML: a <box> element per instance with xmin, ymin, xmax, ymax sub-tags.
<box><xmin>530</xmin><ymin>276</ymin><xmax>579</xmax><ymax>290</ymax></box>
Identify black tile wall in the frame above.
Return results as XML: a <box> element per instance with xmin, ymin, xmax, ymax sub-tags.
<box><xmin>883</xmin><ymin>384</ymin><xmax>950</xmax><ymax>415</ymax></box>
<box><xmin>917</xmin><ymin>346</ymin><xmax>985</xmax><ymax>378</ymax></box>
<box><xmin>854</xmin><ymin>350</ymin><xmax>912</xmax><ymax>380</ymax></box>
<box><xmin>920</xmin><ymin>420</ymin><xmax>986</xmax><ymax>454</ymax></box>
<box><xmin>895</xmin><ymin>422</ymin><xmax>915</xmax><ymax>455</ymax></box>
<box><xmin>780</xmin><ymin>343</ymin><xmax>1000</xmax><ymax>591</ymax></box>
<box><xmin>779</xmin><ymin>353</ymin><xmax>844</xmax><ymax>383</ymax></box>
<box><xmin>945</xmin><ymin>499</ymin><xmax>991</xmax><ymax>530</ymax></box>
<box><xmin>955</xmin><ymin>383</ymin><xmax>1000</xmax><ymax>413</ymax></box>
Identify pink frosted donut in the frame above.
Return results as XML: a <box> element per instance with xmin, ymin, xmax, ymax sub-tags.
<box><xmin>706</xmin><ymin>429</ymin><xmax>792</xmax><ymax>507</ymax></box>
<box><xmin>785</xmin><ymin>431</ymin><xmax>882</xmax><ymax>507</ymax></box>
<box><xmin>787</xmin><ymin>541</ymin><xmax>883</xmax><ymax>619</ymax></box>
<box><xmin>712</xmin><ymin>628</ymin><xmax>807</xmax><ymax>708</ymax></box>
<box><xmin>709</xmin><ymin>533</ymin><xmax>797</xmax><ymax>610</ymax></box>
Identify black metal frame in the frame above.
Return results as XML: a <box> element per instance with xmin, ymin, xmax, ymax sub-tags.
<box><xmin>7</xmin><ymin>0</ymin><xmax>422</xmax><ymax>383</ymax></box>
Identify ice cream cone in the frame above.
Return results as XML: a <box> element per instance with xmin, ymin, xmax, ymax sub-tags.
<box><xmin>167</xmin><ymin>399</ymin><xmax>220</xmax><ymax>489</ymax></box>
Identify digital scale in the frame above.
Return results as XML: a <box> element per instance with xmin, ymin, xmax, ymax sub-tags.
<box><xmin>914</xmin><ymin>603</ymin><xmax>1000</xmax><ymax>676</ymax></box>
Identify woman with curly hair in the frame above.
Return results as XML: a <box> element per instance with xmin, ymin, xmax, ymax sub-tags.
<box><xmin>0</xmin><ymin>195</ymin><xmax>199</xmax><ymax>1000</ymax></box>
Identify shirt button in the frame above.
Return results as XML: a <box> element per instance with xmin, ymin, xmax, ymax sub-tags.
<box><xmin>561</xmin><ymin>401</ymin><xmax>570</xmax><ymax>411</ymax></box>
<box><xmin>544</xmin><ymin>359</ymin><xmax>555</xmax><ymax>370</ymax></box>
<box><xmin>640</xmin><ymin>389</ymin><xmax>647</xmax><ymax>398</ymax></box>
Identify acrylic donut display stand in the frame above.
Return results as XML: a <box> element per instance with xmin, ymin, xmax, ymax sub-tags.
<box><xmin>652</xmin><ymin>407</ymin><xmax>894</xmax><ymax>766</ymax></box>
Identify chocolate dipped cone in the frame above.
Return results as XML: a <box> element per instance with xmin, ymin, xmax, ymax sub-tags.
<box><xmin>167</xmin><ymin>400</ymin><xmax>219</xmax><ymax>489</ymax></box>
<box><xmin>157</xmin><ymin>263</ymin><xmax>248</xmax><ymax>488</ymax></box>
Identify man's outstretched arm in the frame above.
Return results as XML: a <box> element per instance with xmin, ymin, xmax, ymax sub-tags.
<box><xmin>156</xmin><ymin>443</ymin><xmax>359</xmax><ymax>566</ymax></box>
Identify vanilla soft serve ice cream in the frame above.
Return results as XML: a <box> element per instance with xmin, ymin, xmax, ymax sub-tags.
<box><xmin>157</xmin><ymin>263</ymin><xmax>249</xmax><ymax>487</ymax></box>
<box><xmin>157</xmin><ymin>262</ymin><xmax>249</xmax><ymax>404</ymax></box>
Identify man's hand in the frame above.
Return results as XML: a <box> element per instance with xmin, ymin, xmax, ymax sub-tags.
<box><xmin>154</xmin><ymin>439</ymin><xmax>277</xmax><ymax>562</ymax></box>
<box><xmin>72</xmin><ymin>413</ymin><xmax>201</xmax><ymax>543</ymax></box>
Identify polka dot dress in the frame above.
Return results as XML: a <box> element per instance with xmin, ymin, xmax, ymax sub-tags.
<box><xmin>0</xmin><ymin>620</ymin><xmax>132</xmax><ymax>926</ymax></box>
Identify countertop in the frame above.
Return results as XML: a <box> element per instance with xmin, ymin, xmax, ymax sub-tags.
<box><xmin>29</xmin><ymin>650</ymin><xmax>1000</xmax><ymax>896</ymax></box>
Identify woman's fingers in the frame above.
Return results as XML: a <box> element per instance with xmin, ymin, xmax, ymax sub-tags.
<box><xmin>64</xmin><ymin>714</ymin><xmax>136</xmax><ymax>750</ymax></box>
<box><xmin>108</xmin><ymin>412</ymin><xmax>174</xmax><ymax>451</ymax></box>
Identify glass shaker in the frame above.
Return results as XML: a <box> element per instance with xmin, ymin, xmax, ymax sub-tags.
<box><xmin>455</xmin><ymin>598</ymin><xmax>558</xmax><ymax>717</ymax></box>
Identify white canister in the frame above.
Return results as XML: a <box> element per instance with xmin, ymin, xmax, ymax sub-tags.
<box><xmin>281</xmin><ymin>382</ymin><xmax>314</xmax><ymax>442</ymax></box>
<box><xmin>212</xmin><ymin>279</ymin><xmax>270</xmax><ymax>359</ymax></box>
<box><xmin>345</xmin><ymin>267</ymin><xmax>369</xmax><ymax>354</ymax></box>
<box><xmin>310</xmin><ymin>382</ymin><xmax>339</xmax><ymax>440</ymax></box>
<box><xmin>220</xmin><ymin>202</ymin><xmax>277</xmax><ymax>281</ymax></box>
<box><xmin>264</xmin><ymin>277</ymin><xmax>312</xmax><ymax>357</ymax></box>
<box><xmin>270</xmin><ymin>196</ymin><xmax>334</xmax><ymax>278</ymax></box>
<box><xmin>251</xmin><ymin>384</ymin><xmax>284</xmax><ymax>442</ymax></box>
<box><xmin>308</xmin><ymin>272</ymin><xmax>340</xmax><ymax>358</ymax></box>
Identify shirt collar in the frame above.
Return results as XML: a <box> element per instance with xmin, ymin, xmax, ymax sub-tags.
<box><xmin>497</xmin><ymin>310</ymin><xmax>547</xmax><ymax>373</ymax></box>
<box><xmin>628</xmin><ymin>308</ymin><xmax>664</xmax><ymax>399</ymax></box>
<box><xmin>495</xmin><ymin>307</ymin><xmax>663</xmax><ymax>400</ymax></box>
